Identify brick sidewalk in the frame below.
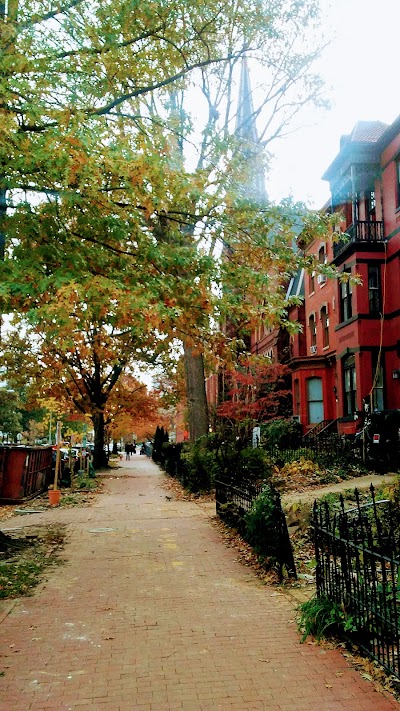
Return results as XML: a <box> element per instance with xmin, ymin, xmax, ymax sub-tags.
<box><xmin>0</xmin><ymin>456</ymin><xmax>397</xmax><ymax>710</ymax></box>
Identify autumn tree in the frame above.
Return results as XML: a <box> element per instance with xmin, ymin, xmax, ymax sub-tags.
<box><xmin>104</xmin><ymin>374</ymin><xmax>166</xmax><ymax>446</ymax></box>
<box><xmin>0</xmin><ymin>0</ymin><xmax>339</xmax><ymax>449</ymax></box>
<box><xmin>215</xmin><ymin>356</ymin><xmax>291</xmax><ymax>445</ymax></box>
<box><xmin>0</xmin><ymin>259</ymin><xmax>167</xmax><ymax>467</ymax></box>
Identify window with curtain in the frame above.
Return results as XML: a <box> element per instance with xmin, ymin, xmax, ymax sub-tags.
<box><xmin>371</xmin><ymin>354</ymin><xmax>384</xmax><ymax>412</ymax></box>
<box><xmin>309</xmin><ymin>314</ymin><xmax>316</xmax><ymax>347</ymax></box>
<box><xmin>368</xmin><ymin>264</ymin><xmax>381</xmax><ymax>314</ymax></box>
<box><xmin>343</xmin><ymin>354</ymin><xmax>357</xmax><ymax>416</ymax></box>
<box><xmin>340</xmin><ymin>270</ymin><xmax>353</xmax><ymax>322</ymax></box>
<box><xmin>321</xmin><ymin>306</ymin><xmax>329</xmax><ymax>348</ymax></box>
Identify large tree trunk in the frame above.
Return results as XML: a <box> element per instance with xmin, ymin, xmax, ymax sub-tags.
<box><xmin>92</xmin><ymin>411</ymin><xmax>109</xmax><ymax>469</ymax></box>
<box><xmin>183</xmin><ymin>343</ymin><xmax>209</xmax><ymax>441</ymax></box>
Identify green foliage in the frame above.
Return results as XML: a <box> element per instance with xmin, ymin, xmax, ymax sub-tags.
<box><xmin>0</xmin><ymin>0</ymin><xmax>334</xmax><ymax>455</ymax></box>
<box><xmin>0</xmin><ymin>559</ymin><xmax>47</xmax><ymax>599</ymax></box>
<box><xmin>261</xmin><ymin>419</ymin><xmax>302</xmax><ymax>449</ymax></box>
<box><xmin>160</xmin><ymin>442</ymin><xmax>184</xmax><ymax>477</ymax></box>
<box><xmin>318</xmin><ymin>471</ymin><xmax>341</xmax><ymax>485</ymax></box>
<box><xmin>180</xmin><ymin>437</ymin><xmax>218</xmax><ymax>493</ymax></box>
<box><xmin>315</xmin><ymin>449</ymin><xmax>367</xmax><ymax>473</ymax></box>
<box><xmin>236</xmin><ymin>447</ymin><xmax>273</xmax><ymax>483</ymax></box>
<box><xmin>243</xmin><ymin>484</ymin><xmax>282</xmax><ymax>560</ymax></box>
<box><xmin>152</xmin><ymin>426</ymin><xmax>169</xmax><ymax>464</ymax></box>
<box><xmin>0</xmin><ymin>527</ymin><xmax>65</xmax><ymax>599</ymax></box>
<box><xmin>298</xmin><ymin>593</ymin><xmax>357</xmax><ymax>642</ymax></box>
<box><xmin>76</xmin><ymin>470</ymin><xmax>97</xmax><ymax>490</ymax></box>
<box><xmin>218</xmin><ymin>501</ymin><xmax>243</xmax><ymax>529</ymax></box>
<box><xmin>0</xmin><ymin>389</ymin><xmax>23</xmax><ymax>441</ymax></box>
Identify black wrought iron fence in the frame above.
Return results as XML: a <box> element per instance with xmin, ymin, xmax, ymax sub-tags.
<box><xmin>216</xmin><ymin>478</ymin><xmax>265</xmax><ymax>517</ymax></box>
<box><xmin>262</xmin><ymin>431</ymin><xmax>348</xmax><ymax>463</ymax></box>
<box><xmin>216</xmin><ymin>477</ymin><xmax>297</xmax><ymax>579</ymax></box>
<box><xmin>314</xmin><ymin>485</ymin><xmax>400</xmax><ymax>678</ymax></box>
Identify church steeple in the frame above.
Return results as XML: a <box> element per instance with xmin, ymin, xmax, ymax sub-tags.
<box><xmin>236</xmin><ymin>57</ymin><xmax>258</xmax><ymax>142</ymax></box>
<box><xmin>235</xmin><ymin>57</ymin><xmax>267</xmax><ymax>203</ymax></box>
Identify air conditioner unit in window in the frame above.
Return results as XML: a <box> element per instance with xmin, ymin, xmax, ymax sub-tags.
<box><xmin>317</xmin><ymin>274</ymin><xmax>327</xmax><ymax>285</ymax></box>
<box><xmin>310</xmin><ymin>345</ymin><xmax>317</xmax><ymax>354</ymax></box>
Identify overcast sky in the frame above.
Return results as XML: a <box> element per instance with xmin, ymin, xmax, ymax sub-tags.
<box><xmin>265</xmin><ymin>0</ymin><xmax>399</xmax><ymax>208</ymax></box>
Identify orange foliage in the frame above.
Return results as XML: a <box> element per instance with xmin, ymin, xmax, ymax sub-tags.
<box><xmin>217</xmin><ymin>359</ymin><xmax>291</xmax><ymax>423</ymax></box>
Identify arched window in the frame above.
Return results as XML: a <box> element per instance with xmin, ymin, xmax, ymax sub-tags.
<box><xmin>309</xmin><ymin>314</ymin><xmax>316</xmax><ymax>347</ymax></box>
<box><xmin>321</xmin><ymin>305</ymin><xmax>329</xmax><ymax>348</ymax></box>
<box><xmin>307</xmin><ymin>377</ymin><xmax>324</xmax><ymax>424</ymax></box>
<box><xmin>318</xmin><ymin>245</ymin><xmax>326</xmax><ymax>264</ymax></box>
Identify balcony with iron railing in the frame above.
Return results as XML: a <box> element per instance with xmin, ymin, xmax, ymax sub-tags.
<box><xmin>333</xmin><ymin>220</ymin><xmax>384</xmax><ymax>259</ymax></box>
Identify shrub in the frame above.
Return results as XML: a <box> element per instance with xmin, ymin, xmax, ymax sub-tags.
<box><xmin>261</xmin><ymin>419</ymin><xmax>302</xmax><ymax>449</ymax></box>
<box><xmin>180</xmin><ymin>437</ymin><xmax>218</xmax><ymax>493</ymax></box>
<box><xmin>298</xmin><ymin>593</ymin><xmax>356</xmax><ymax>642</ymax></box>
<box><xmin>77</xmin><ymin>471</ymin><xmax>97</xmax><ymax>490</ymax></box>
<box><xmin>152</xmin><ymin>426</ymin><xmax>168</xmax><ymax>464</ymax></box>
<box><xmin>244</xmin><ymin>485</ymin><xmax>286</xmax><ymax>564</ymax></box>
<box><xmin>218</xmin><ymin>501</ymin><xmax>243</xmax><ymax>529</ymax></box>
<box><xmin>235</xmin><ymin>447</ymin><xmax>273</xmax><ymax>484</ymax></box>
<box><xmin>161</xmin><ymin>442</ymin><xmax>185</xmax><ymax>478</ymax></box>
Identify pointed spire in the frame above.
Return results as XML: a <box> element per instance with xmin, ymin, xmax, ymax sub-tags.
<box><xmin>235</xmin><ymin>57</ymin><xmax>267</xmax><ymax>203</ymax></box>
<box><xmin>236</xmin><ymin>57</ymin><xmax>258</xmax><ymax>143</ymax></box>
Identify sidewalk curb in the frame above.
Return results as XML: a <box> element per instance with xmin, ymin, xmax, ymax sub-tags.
<box><xmin>0</xmin><ymin>599</ymin><xmax>17</xmax><ymax>624</ymax></box>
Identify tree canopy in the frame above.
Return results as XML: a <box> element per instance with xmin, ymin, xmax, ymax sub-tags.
<box><xmin>0</xmin><ymin>0</ymin><xmax>339</xmax><ymax>454</ymax></box>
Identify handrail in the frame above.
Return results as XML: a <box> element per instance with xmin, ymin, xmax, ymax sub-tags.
<box><xmin>304</xmin><ymin>419</ymin><xmax>333</xmax><ymax>439</ymax></box>
<box><xmin>333</xmin><ymin>220</ymin><xmax>384</xmax><ymax>258</ymax></box>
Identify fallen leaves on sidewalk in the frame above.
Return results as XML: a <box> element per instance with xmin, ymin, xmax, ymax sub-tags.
<box><xmin>342</xmin><ymin>645</ymin><xmax>400</xmax><ymax>703</ymax></box>
<box><xmin>210</xmin><ymin>515</ymin><xmax>281</xmax><ymax>585</ymax></box>
<box><xmin>0</xmin><ymin>482</ymin><xmax>104</xmax><ymax>523</ymax></box>
<box><xmin>161</xmin><ymin>475</ymin><xmax>214</xmax><ymax>504</ymax></box>
<box><xmin>0</xmin><ymin>525</ymin><xmax>66</xmax><ymax>599</ymax></box>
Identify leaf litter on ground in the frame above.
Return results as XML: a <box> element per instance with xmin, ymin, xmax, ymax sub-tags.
<box><xmin>161</xmin><ymin>471</ymin><xmax>400</xmax><ymax>705</ymax></box>
<box><xmin>0</xmin><ymin>524</ymin><xmax>66</xmax><ymax>599</ymax></box>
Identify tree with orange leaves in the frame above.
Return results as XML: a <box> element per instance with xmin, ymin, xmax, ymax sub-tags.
<box><xmin>216</xmin><ymin>356</ymin><xmax>291</xmax><ymax>446</ymax></box>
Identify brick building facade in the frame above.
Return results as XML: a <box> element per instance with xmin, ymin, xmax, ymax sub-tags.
<box><xmin>251</xmin><ymin>115</ymin><xmax>400</xmax><ymax>435</ymax></box>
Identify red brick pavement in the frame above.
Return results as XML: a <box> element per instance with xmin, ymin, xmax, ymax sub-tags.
<box><xmin>0</xmin><ymin>456</ymin><xmax>397</xmax><ymax>710</ymax></box>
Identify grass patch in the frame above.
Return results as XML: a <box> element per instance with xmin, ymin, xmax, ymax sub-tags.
<box><xmin>0</xmin><ymin>525</ymin><xmax>66</xmax><ymax>599</ymax></box>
